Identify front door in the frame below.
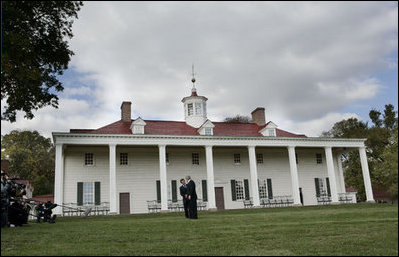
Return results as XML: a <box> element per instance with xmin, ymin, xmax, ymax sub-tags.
<box><xmin>215</xmin><ymin>187</ymin><xmax>225</xmax><ymax>210</ymax></box>
<box><xmin>119</xmin><ymin>193</ymin><xmax>130</xmax><ymax>214</ymax></box>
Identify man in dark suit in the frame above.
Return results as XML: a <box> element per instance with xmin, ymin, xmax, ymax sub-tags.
<box><xmin>185</xmin><ymin>175</ymin><xmax>198</xmax><ymax>219</ymax></box>
<box><xmin>179</xmin><ymin>178</ymin><xmax>189</xmax><ymax>218</ymax></box>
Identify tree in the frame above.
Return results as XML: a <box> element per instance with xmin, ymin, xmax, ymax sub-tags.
<box><xmin>321</xmin><ymin>104</ymin><xmax>398</xmax><ymax>201</ymax></box>
<box><xmin>224</xmin><ymin>115</ymin><xmax>252</xmax><ymax>123</ymax></box>
<box><xmin>2</xmin><ymin>1</ymin><xmax>83</xmax><ymax>122</ymax></box>
<box><xmin>1</xmin><ymin>130</ymin><xmax>55</xmax><ymax>196</ymax></box>
<box><xmin>373</xmin><ymin>127</ymin><xmax>398</xmax><ymax>202</ymax></box>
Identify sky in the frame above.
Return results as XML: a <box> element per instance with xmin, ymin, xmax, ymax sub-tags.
<box><xmin>1</xmin><ymin>1</ymin><xmax>398</xmax><ymax>140</ymax></box>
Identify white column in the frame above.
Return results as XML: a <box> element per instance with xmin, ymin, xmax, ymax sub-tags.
<box><xmin>287</xmin><ymin>146</ymin><xmax>301</xmax><ymax>206</ymax></box>
<box><xmin>158</xmin><ymin>145</ymin><xmax>169</xmax><ymax>212</ymax></box>
<box><xmin>325</xmin><ymin>147</ymin><xmax>339</xmax><ymax>204</ymax></box>
<box><xmin>54</xmin><ymin>143</ymin><xmax>64</xmax><ymax>215</ymax></box>
<box><xmin>109</xmin><ymin>144</ymin><xmax>117</xmax><ymax>214</ymax></box>
<box><xmin>337</xmin><ymin>154</ymin><xmax>346</xmax><ymax>193</ymax></box>
<box><xmin>248</xmin><ymin>146</ymin><xmax>260</xmax><ymax>207</ymax></box>
<box><xmin>359</xmin><ymin>147</ymin><xmax>375</xmax><ymax>203</ymax></box>
<box><xmin>205</xmin><ymin>145</ymin><xmax>216</xmax><ymax>210</ymax></box>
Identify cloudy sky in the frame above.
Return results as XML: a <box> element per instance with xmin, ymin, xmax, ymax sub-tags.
<box><xmin>1</xmin><ymin>1</ymin><xmax>398</xmax><ymax>139</ymax></box>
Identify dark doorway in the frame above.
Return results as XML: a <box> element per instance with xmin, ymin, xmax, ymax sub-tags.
<box><xmin>299</xmin><ymin>188</ymin><xmax>304</xmax><ymax>205</ymax></box>
<box><xmin>215</xmin><ymin>187</ymin><xmax>225</xmax><ymax>210</ymax></box>
<box><xmin>119</xmin><ymin>193</ymin><xmax>130</xmax><ymax>214</ymax></box>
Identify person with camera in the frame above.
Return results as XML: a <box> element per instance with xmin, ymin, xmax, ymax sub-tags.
<box><xmin>1</xmin><ymin>171</ymin><xmax>10</xmax><ymax>228</ymax></box>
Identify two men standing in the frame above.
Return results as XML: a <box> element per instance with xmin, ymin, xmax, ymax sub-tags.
<box><xmin>179</xmin><ymin>175</ymin><xmax>198</xmax><ymax>219</ymax></box>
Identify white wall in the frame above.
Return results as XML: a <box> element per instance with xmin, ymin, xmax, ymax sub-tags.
<box><xmin>62</xmin><ymin>146</ymin><xmax>343</xmax><ymax>214</ymax></box>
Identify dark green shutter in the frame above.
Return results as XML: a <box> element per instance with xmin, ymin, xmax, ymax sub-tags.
<box><xmin>202</xmin><ymin>180</ymin><xmax>208</xmax><ymax>202</ymax></box>
<box><xmin>77</xmin><ymin>182</ymin><xmax>83</xmax><ymax>206</ymax></box>
<box><xmin>171</xmin><ymin>180</ymin><xmax>177</xmax><ymax>202</ymax></box>
<box><xmin>95</xmin><ymin>182</ymin><xmax>101</xmax><ymax>205</ymax></box>
<box><xmin>156</xmin><ymin>180</ymin><xmax>161</xmax><ymax>203</ymax></box>
<box><xmin>231</xmin><ymin>180</ymin><xmax>237</xmax><ymax>201</ymax></box>
<box><xmin>315</xmin><ymin>178</ymin><xmax>321</xmax><ymax>197</ymax></box>
<box><xmin>326</xmin><ymin>178</ymin><xmax>331</xmax><ymax>197</ymax></box>
<box><xmin>267</xmin><ymin>179</ymin><xmax>273</xmax><ymax>199</ymax></box>
<box><xmin>244</xmin><ymin>179</ymin><xmax>250</xmax><ymax>200</ymax></box>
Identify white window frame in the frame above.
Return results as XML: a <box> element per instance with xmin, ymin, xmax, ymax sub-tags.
<box><xmin>192</xmin><ymin>153</ymin><xmax>199</xmax><ymax>165</ymax></box>
<box><xmin>83</xmin><ymin>182</ymin><xmax>95</xmax><ymax>206</ymax></box>
<box><xmin>195</xmin><ymin>103</ymin><xmax>202</xmax><ymax>115</ymax></box>
<box><xmin>316</xmin><ymin>153</ymin><xmax>323</xmax><ymax>164</ymax></box>
<box><xmin>235</xmin><ymin>180</ymin><xmax>245</xmax><ymax>200</ymax></box>
<box><xmin>268</xmin><ymin>129</ymin><xmax>276</xmax><ymax>137</ymax></box>
<box><xmin>187</xmin><ymin>103</ymin><xmax>193</xmax><ymax>116</ymax></box>
<box><xmin>317</xmin><ymin>178</ymin><xmax>327</xmax><ymax>196</ymax></box>
<box><xmin>205</xmin><ymin>127</ymin><xmax>212</xmax><ymax>135</ymax></box>
<box><xmin>234</xmin><ymin>154</ymin><xmax>241</xmax><ymax>165</ymax></box>
<box><xmin>120</xmin><ymin>153</ymin><xmax>128</xmax><ymax>165</ymax></box>
<box><xmin>256</xmin><ymin>153</ymin><xmax>263</xmax><ymax>164</ymax></box>
<box><xmin>85</xmin><ymin>153</ymin><xmax>94</xmax><ymax>166</ymax></box>
<box><xmin>258</xmin><ymin>179</ymin><xmax>268</xmax><ymax>199</ymax></box>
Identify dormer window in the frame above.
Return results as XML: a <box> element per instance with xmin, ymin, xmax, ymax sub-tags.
<box><xmin>130</xmin><ymin>117</ymin><xmax>146</xmax><ymax>134</ymax></box>
<box><xmin>259</xmin><ymin>121</ymin><xmax>278</xmax><ymax>137</ymax></box>
<box><xmin>198</xmin><ymin>120</ymin><xmax>215</xmax><ymax>135</ymax></box>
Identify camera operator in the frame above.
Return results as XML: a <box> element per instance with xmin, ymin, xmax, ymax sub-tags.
<box><xmin>1</xmin><ymin>171</ymin><xmax>10</xmax><ymax>228</ymax></box>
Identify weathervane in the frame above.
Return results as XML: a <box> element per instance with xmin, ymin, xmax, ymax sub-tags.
<box><xmin>191</xmin><ymin>63</ymin><xmax>196</xmax><ymax>87</ymax></box>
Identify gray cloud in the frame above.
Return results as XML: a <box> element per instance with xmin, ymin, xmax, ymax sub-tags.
<box><xmin>1</xmin><ymin>1</ymin><xmax>397</xmax><ymax>138</ymax></box>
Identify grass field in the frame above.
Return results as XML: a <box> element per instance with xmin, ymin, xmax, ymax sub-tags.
<box><xmin>1</xmin><ymin>204</ymin><xmax>398</xmax><ymax>256</ymax></box>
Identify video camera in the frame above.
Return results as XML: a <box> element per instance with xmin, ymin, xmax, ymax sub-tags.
<box><xmin>6</xmin><ymin>178</ymin><xmax>27</xmax><ymax>198</ymax></box>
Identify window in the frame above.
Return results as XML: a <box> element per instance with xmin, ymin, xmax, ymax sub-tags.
<box><xmin>195</xmin><ymin>103</ymin><xmax>202</xmax><ymax>115</ymax></box>
<box><xmin>316</xmin><ymin>153</ymin><xmax>323</xmax><ymax>164</ymax></box>
<box><xmin>268</xmin><ymin>129</ymin><xmax>276</xmax><ymax>137</ymax></box>
<box><xmin>85</xmin><ymin>153</ymin><xmax>94</xmax><ymax>166</ymax></box>
<box><xmin>258</xmin><ymin>180</ymin><xmax>268</xmax><ymax>199</ymax></box>
<box><xmin>133</xmin><ymin>126</ymin><xmax>144</xmax><ymax>134</ymax></box>
<box><xmin>315</xmin><ymin>178</ymin><xmax>328</xmax><ymax>196</ymax></box>
<box><xmin>83</xmin><ymin>182</ymin><xmax>94</xmax><ymax>205</ymax></box>
<box><xmin>234</xmin><ymin>154</ymin><xmax>241</xmax><ymax>164</ymax></box>
<box><xmin>205</xmin><ymin>127</ymin><xmax>212</xmax><ymax>135</ymax></box>
<box><xmin>166</xmin><ymin>153</ymin><xmax>169</xmax><ymax>165</ymax></box>
<box><xmin>235</xmin><ymin>180</ymin><xmax>245</xmax><ymax>200</ymax></box>
<box><xmin>192</xmin><ymin>153</ymin><xmax>199</xmax><ymax>165</ymax></box>
<box><xmin>256</xmin><ymin>153</ymin><xmax>263</xmax><ymax>164</ymax></box>
<box><xmin>120</xmin><ymin>153</ymin><xmax>128</xmax><ymax>165</ymax></box>
<box><xmin>187</xmin><ymin>103</ymin><xmax>193</xmax><ymax>116</ymax></box>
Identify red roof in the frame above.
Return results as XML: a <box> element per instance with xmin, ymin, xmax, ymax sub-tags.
<box><xmin>70</xmin><ymin>119</ymin><xmax>307</xmax><ymax>138</ymax></box>
<box><xmin>29</xmin><ymin>194</ymin><xmax>54</xmax><ymax>204</ymax></box>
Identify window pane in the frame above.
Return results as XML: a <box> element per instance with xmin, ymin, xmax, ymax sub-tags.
<box><xmin>316</xmin><ymin>153</ymin><xmax>322</xmax><ymax>164</ymax></box>
<box><xmin>234</xmin><ymin>154</ymin><xmax>241</xmax><ymax>164</ymax></box>
<box><xmin>256</xmin><ymin>154</ymin><xmax>263</xmax><ymax>164</ymax></box>
<box><xmin>259</xmin><ymin>180</ymin><xmax>267</xmax><ymax>199</ymax></box>
<box><xmin>192</xmin><ymin>153</ymin><xmax>199</xmax><ymax>165</ymax></box>
<box><xmin>195</xmin><ymin>103</ymin><xmax>202</xmax><ymax>115</ymax></box>
<box><xmin>205</xmin><ymin>128</ymin><xmax>212</xmax><ymax>135</ymax></box>
<box><xmin>236</xmin><ymin>180</ymin><xmax>244</xmax><ymax>200</ymax></box>
<box><xmin>83</xmin><ymin>182</ymin><xmax>94</xmax><ymax>205</ymax></box>
<box><xmin>85</xmin><ymin>153</ymin><xmax>94</xmax><ymax>166</ymax></box>
<box><xmin>120</xmin><ymin>153</ymin><xmax>128</xmax><ymax>165</ymax></box>
<box><xmin>188</xmin><ymin>103</ymin><xmax>193</xmax><ymax>116</ymax></box>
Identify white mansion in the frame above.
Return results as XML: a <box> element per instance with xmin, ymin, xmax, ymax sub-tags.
<box><xmin>52</xmin><ymin>80</ymin><xmax>375</xmax><ymax>215</ymax></box>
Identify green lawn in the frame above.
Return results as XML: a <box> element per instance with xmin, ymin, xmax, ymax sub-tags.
<box><xmin>1</xmin><ymin>204</ymin><xmax>398</xmax><ymax>256</ymax></box>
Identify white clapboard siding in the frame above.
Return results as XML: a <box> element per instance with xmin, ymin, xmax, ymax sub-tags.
<box><xmin>62</xmin><ymin>146</ymin><xmax>343</xmax><ymax>214</ymax></box>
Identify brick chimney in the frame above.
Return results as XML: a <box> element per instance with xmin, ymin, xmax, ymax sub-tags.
<box><xmin>121</xmin><ymin>101</ymin><xmax>132</xmax><ymax>122</ymax></box>
<box><xmin>251</xmin><ymin>107</ymin><xmax>266</xmax><ymax>126</ymax></box>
